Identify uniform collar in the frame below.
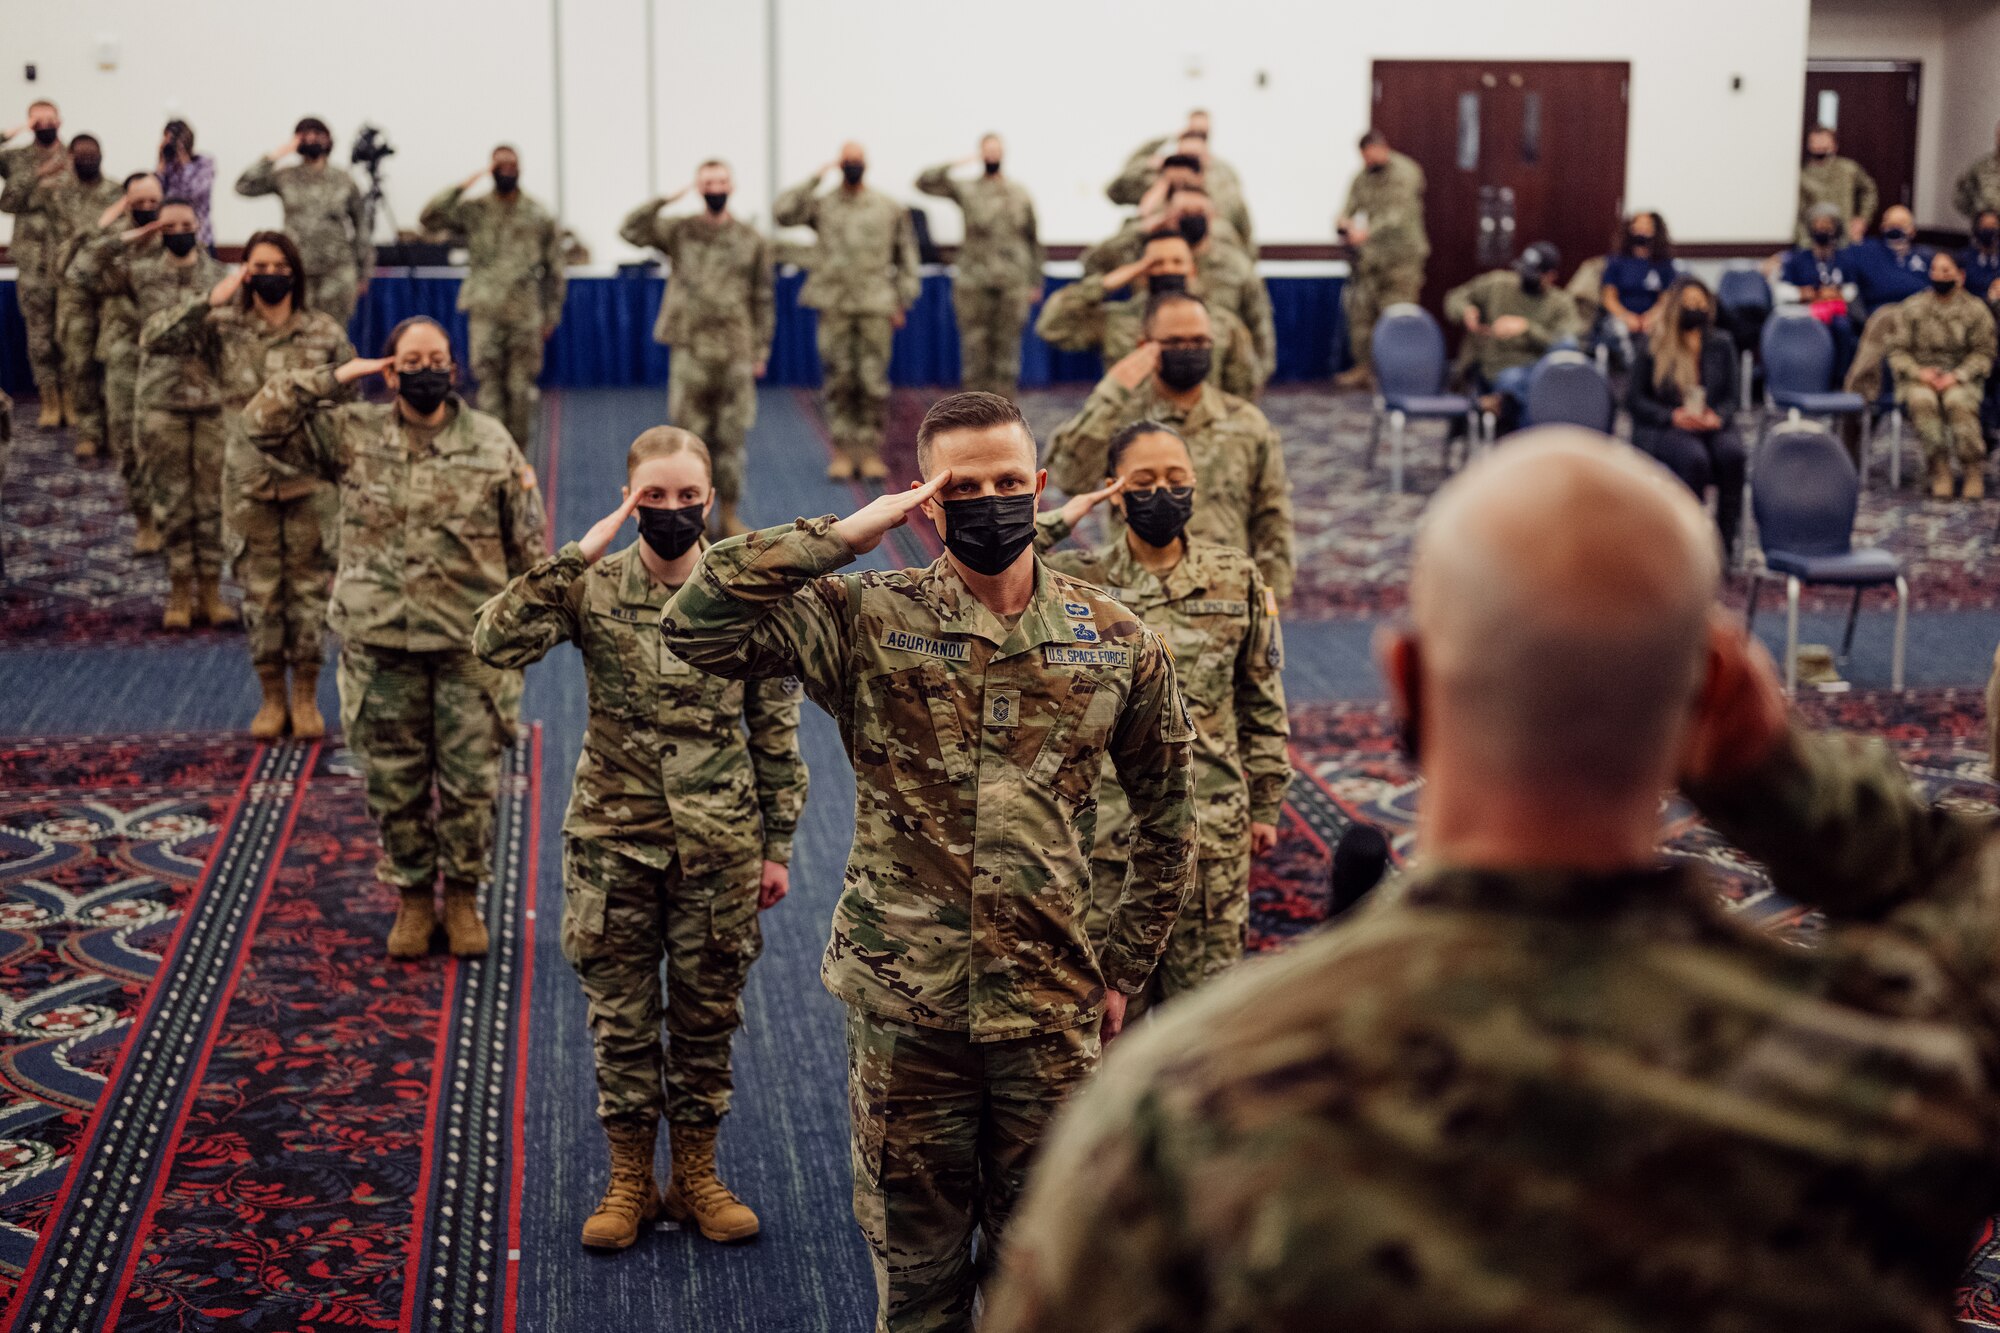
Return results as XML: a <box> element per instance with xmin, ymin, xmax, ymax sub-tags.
<box><xmin>1097</xmin><ymin>534</ymin><xmax>1205</xmax><ymax>601</ymax></box>
<box><xmin>920</xmin><ymin>555</ymin><xmax>1070</xmax><ymax>655</ymax></box>
<box><xmin>1149</xmin><ymin>381</ymin><xmax>1219</xmax><ymax>432</ymax></box>
<box><xmin>1398</xmin><ymin>860</ymin><xmax>1714</xmax><ymax>925</ymax></box>
<box><xmin>615</xmin><ymin>537</ymin><xmax>704</xmax><ymax>607</ymax></box>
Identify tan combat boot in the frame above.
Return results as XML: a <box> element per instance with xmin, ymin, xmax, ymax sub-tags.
<box><xmin>132</xmin><ymin>513</ymin><xmax>164</xmax><ymax>555</ymax></box>
<box><xmin>856</xmin><ymin>454</ymin><xmax>888</xmax><ymax>482</ymax></box>
<box><xmin>162</xmin><ymin>571</ymin><xmax>195</xmax><ymax>630</ymax></box>
<box><xmin>386</xmin><ymin>888</ymin><xmax>437</xmax><ymax>959</ymax></box>
<box><xmin>198</xmin><ymin>576</ymin><xmax>239</xmax><ymax>627</ymax></box>
<box><xmin>825</xmin><ymin>453</ymin><xmax>857</xmax><ymax>481</ymax></box>
<box><xmin>1931</xmin><ymin>455</ymin><xmax>1955</xmax><ymax>499</ymax></box>
<box><xmin>1333</xmin><ymin>365</ymin><xmax>1376</xmax><ymax>393</ymax></box>
<box><xmin>440</xmin><ymin>882</ymin><xmax>489</xmax><ymax>957</ymax></box>
<box><xmin>74</xmin><ymin>435</ymin><xmax>98</xmax><ymax>460</ymax></box>
<box><xmin>35</xmin><ymin>396</ymin><xmax>61</xmax><ymax>428</ymax></box>
<box><xmin>288</xmin><ymin>665</ymin><xmax>326</xmax><ymax>739</ymax></box>
<box><xmin>249</xmin><ymin>665</ymin><xmax>288</xmax><ymax>739</ymax></box>
<box><xmin>662</xmin><ymin>1123</ymin><xmax>760</xmax><ymax>1242</ymax></box>
<box><xmin>715</xmin><ymin>501</ymin><xmax>750</xmax><ymax>538</ymax></box>
<box><xmin>1966</xmin><ymin>468</ymin><xmax>1986</xmax><ymax>501</ymax></box>
<box><xmin>582</xmin><ymin>1115</ymin><xmax>664</xmax><ymax>1250</ymax></box>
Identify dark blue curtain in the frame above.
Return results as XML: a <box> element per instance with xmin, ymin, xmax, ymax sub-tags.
<box><xmin>0</xmin><ymin>272</ymin><xmax>1343</xmax><ymax>395</ymax></box>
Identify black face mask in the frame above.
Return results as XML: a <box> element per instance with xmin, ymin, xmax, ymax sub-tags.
<box><xmin>1882</xmin><ymin>227</ymin><xmax>1909</xmax><ymax>243</ymax></box>
<box><xmin>1365</xmin><ymin>162</ymin><xmax>1386</xmax><ymax>174</ymax></box>
<box><xmin>637</xmin><ymin>503</ymin><xmax>706</xmax><ymax>561</ymax></box>
<box><xmin>1978</xmin><ymin>227</ymin><xmax>2000</xmax><ymax>248</ymax></box>
<box><xmin>1178</xmin><ymin>214</ymin><xmax>1208</xmax><ymax>246</ymax></box>
<box><xmin>162</xmin><ymin>232</ymin><xmax>197</xmax><ymax>257</ymax></box>
<box><xmin>1626</xmin><ymin>233</ymin><xmax>1653</xmax><ymax>254</ymax></box>
<box><xmin>1519</xmin><ymin>274</ymin><xmax>1545</xmax><ymax>294</ymax></box>
<box><xmin>1121</xmin><ymin>485</ymin><xmax>1194</xmax><ymax>548</ymax></box>
<box><xmin>1678</xmin><ymin>307</ymin><xmax>1710</xmax><ymax>331</ymax></box>
<box><xmin>299</xmin><ymin>140</ymin><xmax>330</xmax><ymax>161</ymax></box>
<box><xmin>841</xmin><ymin>162</ymin><xmax>865</xmax><ymax>186</ymax></box>
<box><xmin>130</xmin><ymin>207</ymin><xmax>159</xmax><ymax>227</ymax></box>
<box><xmin>492</xmin><ymin>171</ymin><xmax>519</xmax><ymax>195</ymax></box>
<box><xmin>1147</xmin><ymin>272</ymin><xmax>1188</xmax><ymax>295</ymax></box>
<box><xmin>1810</xmin><ymin>229</ymin><xmax>1839</xmax><ymax>248</ymax></box>
<box><xmin>396</xmin><ymin>367</ymin><xmax>453</xmax><ymax>415</ymax></box>
<box><xmin>248</xmin><ymin>272</ymin><xmax>294</xmax><ymax>305</ymax></box>
<box><xmin>984</xmin><ymin>160</ymin><xmax>1002</xmax><ymax>176</ymax></box>
<box><xmin>1157</xmin><ymin>345</ymin><xmax>1211</xmax><ymax>391</ymax></box>
<box><xmin>1808</xmin><ymin>149</ymin><xmax>1831</xmax><ymax>162</ymax></box>
<box><xmin>74</xmin><ymin>158</ymin><xmax>101</xmax><ymax>182</ymax></box>
<box><xmin>703</xmin><ymin>192</ymin><xmax>729</xmax><ymax>214</ymax></box>
<box><xmin>1932</xmin><ymin>278</ymin><xmax>1959</xmax><ymax>297</ymax></box>
<box><xmin>33</xmin><ymin>126</ymin><xmax>58</xmax><ymax>146</ymax></box>
<box><xmin>940</xmin><ymin>493</ymin><xmax>1037</xmax><ymax>576</ymax></box>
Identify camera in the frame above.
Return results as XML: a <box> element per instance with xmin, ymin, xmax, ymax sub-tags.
<box><xmin>352</xmin><ymin>125</ymin><xmax>395</xmax><ymax>169</ymax></box>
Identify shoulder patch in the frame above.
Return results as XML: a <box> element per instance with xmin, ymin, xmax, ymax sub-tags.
<box><xmin>880</xmin><ymin>628</ymin><xmax>971</xmax><ymax>662</ymax></box>
<box><xmin>1263</xmin><ymin>587</ymin><xmax>1280</xmax><ymax>618</ymax></box>
<box><xmin>1045</xmin><ymin>645</ymin><xmax>1130</xmax><ymax>667</ymax></box>
<box><xmin>520</xmin><ymin>465</ymin><xmax>538</xmax><ymax>491</ymax></box>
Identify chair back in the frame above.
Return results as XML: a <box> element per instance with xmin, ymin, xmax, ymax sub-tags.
<box><xmin>1523</xmin><ymin>352</ymin><xmax>1616</xmax><ymax>432</ymax></box>
<box><xmin>1716</xmin><ymin>268</ymin><xmax>1772</xmax><ymax>316</ymax></box>
<box><xmin>1760</xmin><ymin>312</ymin><xmax>1837</xmax><ymax>396</ymax></box>
<box><xmin>1370</xmin><ymin>304</ymin><xmax>1448</xmax><ymax>398</ymax></box>
<box><xmin>1752</xmin><ymin>421</ymin><xmax>1858</xmax><ymax>558</ymax></box>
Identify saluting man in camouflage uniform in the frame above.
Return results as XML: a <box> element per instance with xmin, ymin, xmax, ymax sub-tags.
<box><xmin>991</xmin><ymin>431</ymin><xmax>2000</xmax><ymax>1333</ymax></box>
<box><xmin>620</xmin><ymin>159</ymin><xmax>774</xmax><ymax>537</ymax></box>
<box><xmin>475</xmin><ymin>428</ymin><xmax>805</xmax><ymax>1253</ymax></box>
<box><xmin>916</xmin><ymin>135</ymin><xmax>1043</xmax><ymax>401</ymax></box>
<box><xmin>662</xmin><ymin>392</ymin><xmax>1197</xmax><ymax>1333</ymax></box>
<box><xmin>235</xmin><ymin>117</ymin><xmax>374</xmax><ymax>327</ymax></box>
<box><xmin>48</xmin><ymin>136</ymin><xmax>123</xmax><ymax>458</ymax></box>
<box><xmin>145</xmin><ymin>229</ymin><xmax>353</xmax><ymax>738</ymax></box>
<box><xmin>244</xmin><ymin>316</ymin><xmax>546</xmax><ymax>958</ymax></box>
<box><xmin>1038</xmin><ymin>419</ymin><xmax>1289</xmax><ymax>1008</ymax></box>
<box><xmin>1888</xmin><ymin>249</ymin><xmax>1997</xmax><ymax>498</ymax></box>
<box><xmin>1799</xmin><ymin>125</ymin><xmax>1878</xmax><ymax>246</ymax></box>
<box><xmin>1039</xmin><ymin>230</ymin><xmax>1265</xmax><ymax>400</ymax></box>
<box><xmin>1047</xmin><ymin>293</ymin><xmax>1295</xmax><ymax>603</ymax></box>
<box><xmin>419</xmin><ymin>144</ymin><xmax>567</xmax><ymax>452</ymax></box>
<box><xmin>1336</xmin><ymin>130</ymin><xmax>1430</xmax><ymax>390</ymax></box>
<box><xmin>67</xmin><ymin>173</ymin><xmax>165</xmax><ymax>546</ymax></box>
<box><xmin>1108</xmin><ymin>116</ymin><xmax>1256</xmax><ymax>256</ymax></box>
<box><xmin>1954</xmin><ymin>120</ymin><xmax>2000</xmax><ymax>225</ymax></box>
<box><xmin>1</xmin><ymin>103</ymin><xmax>89</xmax><ymax>425</ymax></box>
<box><xmin>773</xmin><ymin>142</ymin><xmax>922</xmax><ymax>482</ymax></box>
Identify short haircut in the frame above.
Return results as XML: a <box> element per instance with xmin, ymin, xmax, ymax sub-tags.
<box><xmin>1162</xmin><ymin>153</ymin><xmax>1202</xmax><ymax>172</ymax></box>
<box><xmin>1142</xmin><ymin>290</ymin><xmax>1207</xmax><ymax>335</ymax></box>
<box><xmin>1976</xmin><ymin>208</ymin><xmax>2000</xmax><ymax>229</ymax></box>
<box><xmin>1809</xmin><ymin>124</ymin><xmax>1836</xmax><ymax>138</ymax></box>
<box><xmin>70</xmin><ymin>134</ymin><xmax>99</xmax><ymax>150</ymax></box>
<box><xmin>915</xmin><ymin>391</ymin><xmax>1032</xmax><ymax>478</ymax></box>
<box><xmin>626</xmin><ymin>425</ymin><xmax>712</xmax><ymax>480</ymax></box>
<box><xmin>160</xmin><ymin>196</ymin><xmax>196</xmax><ymax>213</ymax></box>
<box><xmin>1106</xmin><ymin>419</ymin><xmax>1188</xmax><ymax>475</ymax></box>
<box><xmin>240</xmin><ymin>230</ymin><xmax>311</xmax><ymax>311</ymax></box>
<box><xmin>698</xmin><ymin>158</ymin><xmax>729</xmax><ymax>172</ymax></box>
<box><xmin>492</xmin><ymin>143</ymin><xmax>518</xmax><ymax>159</ymax></box>
<box><xmin>382</xmin><ymin>314</ymin><xmax>450</xmax><ymax>358</ymax></box>
<box><xmin>1142</xmin><ymin>226</ymin><xmax>1182</xmax><ymax>246</ymax></box>
<box><xmin>122</xmin><ymin>171</ymin><xmax>160</xmax><ymax>191</ymax></box>
<box><xmin>1934</xmin><ymin>250</ymin><xmax>1963</xmax><ymax>272</ymax></box>
<box><xmin>1359</xmin><ymin>129</ymin><xmax>1387</xmax><ymax>150</ymax></box>
<box><xmin>28</xmin><ymin>99</ymin><xmax>56</xmax><ymax>115</ymax></box>
<box><xmin>295</xmin><ymin>116</ymin><xmax>331</xmax><ymax>138</ymax></box>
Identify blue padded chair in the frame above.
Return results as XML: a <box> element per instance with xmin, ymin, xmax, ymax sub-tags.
<box><xmin>1716</xmin><ymin>268</ymin><xmax>1772</xmax><ymax>410</ymax></box>
<box><xmin>1522</xmin><ymin>351</ymin><xmax>1616</xmax><ymax>432</ymax></box>
<box><xmin>1746</xmin><ymin>420</ymin><xmax>1907</xmax><ymax>694</ymax></box>
<box><xmin>1366</xmin><ymin>304</ymin><xmax>1479</xmax><ymax>493</ymax></box>
<box><xmin>1758</xmin><ymin>312</ymin><xmax>1870</xmax><ymax>460</ymax></box>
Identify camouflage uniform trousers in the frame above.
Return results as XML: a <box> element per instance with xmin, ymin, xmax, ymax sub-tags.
<box><xmin>104</xmin><ymin>351</ymin><xmax>147</xmax><ymax>520</ymax></box>
<box><xmin>953</xmin><ymin>284</ymin><xmax>1035</xmax><ymax>400</ymax></box>
<box><xmin>227</xmin><ymin>487</ymin><xmax>336</xmax><ymax>667</ymax></box>
<box><xmin>469</xmin><ymin>313</ymin><xmax>543</xmax><ymax>451</ymax></box>
<box><xmin>139</xmin><ymin>407</ymin><xmax>226</xmax><ymax>580</ymax></box>
<box><xmin>336</xmin><ymin>642</ymin><xmax>508</xmax><ymax>891</ymax></box>
<box><xmin>817</xmin><ymin>311</ymin><xmax>895</xmax><ymax>464</ymax></box>
<box><xmin>18</xmin><ymin>271</ymin><xmax>62</xmax><ymax>400</ymax></box>
<box><xmin>1343</xmin><ymin>255</ymin><xmax>1426</xmax><ymax>372</ymax></box>
<box><xmin>313</xmin><ymin>264</ymin><xmax>362</xmax><ymax>331</ymax></box>
<box><xmin>667</xmin><ymin>349</ymin><xmax>755</xmax><ymax>506</ymax></box>
<box><xmin>559</xmin><ymin>837</ymin><xmax>764</xmax><ymax>1125</ymax></box>
<box><xmin>846</xmin><ymin>1008</ymin><xmax>1101</xmax><ymax>1333</ymax></box>
<box><xmin>1901</xmin><ymin>380</ymin><xmax>1988</xmax><ymax>467</ymax></box>
<box><xmin>56</xmin><ymin>291</ymin><xmax>104</xmax><ymax>445</ymax></box>
<box><xmin>1087</xmin><ymin>850</ymin><xmax>1247</xmax><ymax>1015</ymax></box>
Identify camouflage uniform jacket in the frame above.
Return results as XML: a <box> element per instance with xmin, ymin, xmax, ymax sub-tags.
<box><xmin>1079</xmin><ymin>221</ymin><xmax>1274</xmax><ymax>381</ymax></box>
<box><xmin>1798</xmin><ymin>154</ymin><xmax>1879</xmax><ymax>244</ymax></box>
<box><xmin>1342</xmin><ymin>151</ymin><xmax>1430</xmax><ymax>264</ymax></box>
<box><xmin>1443</xmin><ymin>269</ymin><xmax>1583</xmax><ymax>379</ymax></box>
<box><xmin>1034</xmin><ymin>276</ymin><xmax>1265</xmax><ymax>399</ymax></box>
<box><xmin>987</xmin><ymin>724</ymin><xmax>2000</xmax><ymax>1333</ymax></box>
<box><xmin>233</xmin><ymin>159</ymin><xmax>375</xmax><ymax>282</ymax></box>
<box><xmin>771</xmin><ymin>176</ymin><xmax>922</xmax><ymax>315</ymax></box>
<box><xmin>418</xmin><ymin>185</ymin><xmax>567</xmax><ymax>327</ymax></box>
<box><xmin>66</xmin><ymin>231</ymin><xmax>157</xmax><ymax>362</ymax></box>
<box><xmin>244</xmin><ymin>364</ymin><xmax>547</xmax><ymax>652</ymax></box>
<box><xmin>617</xmin><ymin>201</ymin><xmax>775</xmax><ymax>359</ymax></box>
<box><xmin>914</xmin><ymin>165</ymin><xmax>1043</xmax><ymax>292</ymax></box>
<box><xmin>0</xmin><ymin>144</ymin><xmax>108</xmax><ymax>278</ymax></box>
<box><xmin>473</xmin><ymin>540</ymin><xmax>806</xmax><ymax>874</ymax></box>
<box><xmin>132</xmin><ymin>252</ymin><xmax>227</xmax><ymax>410</ymax></box>
<box><xmin>1886</xmin><ymin>286</ymin><xmax>1997</xmax><ymax>386</ymax></box>
<box><xmin>145</xmin><ymin>295</ymin><xmax>355</xmax><ymax>499</ymax></box>
<box><xmin>1037</xmin><ymin>528</ymin><xmax>1288</xmax><ymax>860</ymax></box>
<box><xmin>1107</xmin><ymin>140</ymin><xmax>1255</xmax><ymax>254</ymax></box>
<box><xmin>1046</xmin><ymin>378</ymin><xmax>1294</xmax><ymax>603</ymax></box>
<box><xmin>1955</xmin><ymin>152</ymin><xmax>2000</xmax><ymax>223</ymax></box>
<box><xmin>661</xmin><ymin>519</ymin><xmax>1199</xmax><ymax>1040</ymax></box>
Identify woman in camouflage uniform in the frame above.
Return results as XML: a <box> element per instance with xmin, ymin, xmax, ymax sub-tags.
<box><xmin>472</xmin><ymin>428</ymin><xmax>807</xmax><ymax>1254</ymax></box>
<box><xmin>146</xmin><ymin>230</ymin><xmax>353</xmax><ymax>738</ymax></box>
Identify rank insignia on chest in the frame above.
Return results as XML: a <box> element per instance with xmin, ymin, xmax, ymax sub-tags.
<box><xmin>1071</xmin><ymin>623</ymin><xmax>1099</xmax><ymax>642</ymax></box>
<box><xmin>984</xmin><ymin>689</ymin><xmax>1020</xmax><ymax>728</ymax></box>
<box><xmin>1063</xmin><ymin>600</ymin><xmax>1093</xmax><ymax>619</ymax></box>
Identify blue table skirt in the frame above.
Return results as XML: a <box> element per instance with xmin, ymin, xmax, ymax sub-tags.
<box><xmin>0</xmin><ymin>270</ymin><xmax>1345</xmax><ymax>396</ymax></box>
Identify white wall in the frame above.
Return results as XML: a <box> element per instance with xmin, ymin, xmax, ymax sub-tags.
<box><xmin>1940</xmin><ymin>0</ymin><xmax>2000</xmax><ymax>222</ymax></box>
<box><xmin>8</xmin><ymin>0</ymin><xmax>1817</xmax><ymax>260</ymax></box>
<box><xmin>1806</xmin><ymin>0</ymin><xmax>1952</xmax><ymax>224</ymax></box>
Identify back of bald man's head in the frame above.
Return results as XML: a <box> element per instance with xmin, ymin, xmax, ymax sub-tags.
<box><xmin>1409</xmin><ymin>429</ymin><xmax>1722</xmax><ymax>795</ymax></box>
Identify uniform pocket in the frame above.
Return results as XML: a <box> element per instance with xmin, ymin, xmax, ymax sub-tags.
<box><xmin>864</xmin><ymin>663</ymin><xmax>972</xmax><ymax>792</ymax></box>
<box><xmin>559</xmin><ymin>882</ymin><xmax>608</xmax><ymax>969</ymax></box>
<box><xmin>1028</xmin><ymin>673</ymin><xmax>1120</xmax><ymax>807</ymax></box>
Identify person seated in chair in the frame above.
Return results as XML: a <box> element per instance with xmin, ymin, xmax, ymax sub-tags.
<box><xmin>1596</xmin><ymin>212</ymin><xmax>1677</xmax><ymax>368</ymax></box>
<box><xmin>1887</xmin><ymin>250</ymin><xmax>1997</xmax><ymax>499</ymax></box>
<box><xmin>1841</xmin><ymin>205</ymin><xmax>1936</xmax><ymax>402</ymax></box>
<box><xmin>1443</xmin><ymin>242</ymin><xmax>1579</xmax><ymax>432</ymax></box>
<box><xmin>1775</xmin><ymin>202</ymin><xmax>1861</xmax><ymax>379</ymax></box>
<box><xmin>1964</xmin><ymin>209</ymin><xmax>2000</xmax><ymax>442</ymax></box>
<box><xmin>1628</xmin><ymin>276</ymin><xmax>1743</xmax><ymax>558</ymax></box>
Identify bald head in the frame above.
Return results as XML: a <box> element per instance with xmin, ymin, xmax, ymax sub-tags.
<box><xmin>1405</xmin><ymin>430</ymin><xmax>1721</xmax><ymax>795</ymax></box>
